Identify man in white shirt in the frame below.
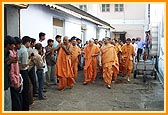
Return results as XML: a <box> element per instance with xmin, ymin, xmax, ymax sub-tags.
<box><xmin>132</xmin><ymin>38</ymin><xmax>138</xmax><ymax>62</ymax></box>
<box><xmin>76</xmin><ymin>38</ymin><xmax>84</xmax><ymax>70</ymax></box>
<box><xmin>37</xmin><ymin>32</ymin><xmax>48</xmax><ymax>90</ymax></box>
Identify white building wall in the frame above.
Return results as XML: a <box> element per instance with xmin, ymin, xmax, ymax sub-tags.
<box><xmin>20</xmin><ymin>4</ymin><xmax>83</xmax><ymax>46</ymax></box>
<box><xmin>124</xmin><ymin>4</ymin><xmax>146</xmax><ymax>20</ymax></box>
<box><xmin>73</xmin><ymin>4</ymin><xmax>98</xmax><ymax>17</ymax></box>
<box><xmin>96</xmin><ymin>4</ymin><xmax>146</xmax><ymax>20</ymax></box>
<box><xmin>99</xmin><ymin>29</ymin><xmax>106</xmax><ymax>40</ymax></box>
<box><xmin>73</xmin><ymin>4</ymin><xmax>149</xmax><ymax>41</ymax></box>
<box><xmin>88</xmin><ymin>4</ymin><xmax>98</xmax><ymax>17</ymax></box>
<box><xmin>20</xmin><ymin>4</ymin><xmax>53</xmax><ymax>46</ymax></box>
<box><xmin>99</xmin><ymin>28</ymin><xmax>110</xmax><ymax>40</ymax></box>
<box><xmin>150</xmin><ymin>4</ymin><xmax>165</xmax><ymax>78</ymax></box>
<box><xmin>64</xmin><ymin>18</ymin><xmax>81</xmax><ymax>39</ymax></box>
<box><xmin>158</xmin><ymin>35</ymin><xmax>164</xmax><ymax>78</ymax></box>
<box><xmin>82</xmin><ymin>20</ymin><xmax>97</xmax><ymax>41</ymax></box>
<box><xmin>20</xmin><ymin>4</ymin><xmax>101</xmax><ymax>46</ymax></box>
<box><xmin>111</xmin><ymin>24</ymin><xmax>144</xmax><ymax>40</ymax></box>
<box><xmin>106</xmin><ymin>29</ymin><xmax>110</xmax><ymax>38</ymax></box>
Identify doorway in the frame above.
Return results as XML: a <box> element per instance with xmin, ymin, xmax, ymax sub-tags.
<box><xmin>113</xmin><ymin>31</ymin><xmax>126</xmax><ymax>43</ymax></box>
<box><xmin>120</xmin><ymin>34</ymin><xmax>126</xmax><ymax>43</ymax></box>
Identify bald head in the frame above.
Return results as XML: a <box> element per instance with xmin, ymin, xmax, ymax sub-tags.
<box><xmin>103</xmin><ymin>37</ymin><xmax>111</xmax><ymax>45</ymax></box>
<box><xmin>111</xmin><ymin>39</ymin><xmax>116</xmax><ymax>45</ymax></box>
<box><xmin>63</xmin><ymin>36</ymin><xmax>69</xmax><ymax>45</ymax></box>
<box><xmin>89</xmin><ymin>38</ymin><xmax>94</xmax><ymax>46</ymax></box>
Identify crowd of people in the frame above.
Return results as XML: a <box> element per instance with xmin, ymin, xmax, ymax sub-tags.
<box><xmin>4</xmin><ymin>32</ymin><xmax>149</xmax><ymax>111</ymax></box>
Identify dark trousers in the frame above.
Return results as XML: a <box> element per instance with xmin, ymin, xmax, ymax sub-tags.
<box><xmin>36</xmin><ymin>69</ymin><xmax>44</xmax><ymax>99</ymax></box>
<box><xmin>137</xmin><ymin>48</ymin><xmax>143</xmax><ymax>62</ymax></box>
<box><xmin>20</xmin><ymin>70</ymin><xmax>30</xmax><ymax>111</ymax></box>
<box><xmin>28</xmin><ymin>66</ymin><xmax>38</xmax><ymax>96</ymax></box>
<box><xmin>10</xmin><ymin>87</ymin><xmax>22</xmax><ymax>111</ymax></box>
<box><xmin>78</xmin><ymin>54</ymin><xmax>84</xmax><ymax>70</ymax></box>
<box><xmin>146</xmin><ymin>45</ymin><xmax>150</xmax><ymax>59</ymax></box>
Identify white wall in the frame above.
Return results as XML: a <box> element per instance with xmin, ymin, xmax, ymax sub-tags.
<box><xmin>20</xmin><ymin>4</ymin><xmax>83</xmax><ymax>46</ymax></box>
<box><xmin>112</xmin><ymin>24</ymin><xmax>145</xmax><ymax>40</ymax></box>
<box><xmin>98</xmin><ymin>4</ymin><xmax>148</xmax><ymax>41</ymax></box>
<box><xmin>88</xmin><ymin>4</ymin><xmax>98</xmax><ymax>17</ymax></box>
<box><xmin>150</xmin><ymin>4</ymin><xmax>165</xmax><ymax>78</ymax></box>
<box><xmin>158</xmin><ymin>36</ymin><xmax>164</xmax><ymax>78</ymax></box>
<box><xmin>106</xmin><ymin>29</ymin><xmax>110</xmax><ymax>38</ymax></box>
<box><xmin>20</xmin><ymin>4</ymin><xmax>105</xmax><ymax>46</ymax></box>
<box><xmin>97</xmin><ymin>4</ymin><xmax>146</xmax><ymax>20</ymax></box>
<box><xmin>82</xmin><ymin>20</ymin><xmax>97</xmax><ymax>41</ymax></box>
<box><xmin>20</xmin><ymin>4</ymin><xmax>53</xmax><ymax>46</ymax></box>
<box><xmin>64</xmin><ymin>18</ymin><xmax>81</xmax><ymax>39</ymax></box>
<box><xmin>124</xmin><ymin>4</ymin><xmax>146</xmax><ymax>20</ymax></box>
<box><xmin>99</xmin><ymin>28</ymin><xmax>110</xmax><ymax>40</ymax></box>
<box><xmin>73</xmin><ymin>4</ymin><xmax>149</xmax><ymax>41</ymax></box>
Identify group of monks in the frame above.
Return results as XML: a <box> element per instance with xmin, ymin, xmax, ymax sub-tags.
<box><xmin>54</xmin><ymin>36</ymin><xmax>135</xmax><ymax>90</ymax></box>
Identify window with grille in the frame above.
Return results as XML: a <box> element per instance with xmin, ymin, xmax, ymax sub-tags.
<box><xmin>115</xmin><ymin>4</ymin><xmax>124</xmax><ymax>12</ymax></box>
<box><xmin>102</xmin><ymin>4</ymin><xmax>110</xmax><ymax>12</ymax></box>
<box><xmin>79</xmin><ymin>5</ymin><xmax>87</xmax><ymax>12</ymax></box>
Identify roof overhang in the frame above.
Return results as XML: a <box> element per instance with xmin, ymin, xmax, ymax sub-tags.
<box><xmin>45</xmin><ymin>4</ymin><xmax>115</xmax><ymax>29</ymax></box>
<box><xmin>4</xmin><ymin>4</ymin><xmax>29</xmax><ymax>9</ymax></box>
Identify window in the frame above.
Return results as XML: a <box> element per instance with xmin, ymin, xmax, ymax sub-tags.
<box><xmin>79</xmin><ymin>5</ymin><xmax>87</xmax><ymax>12</ymax></box>
<box><xmin>53</xmin><ymin>18</ymin><xmax>64</xmax><ymax>39</ymax></box>
<box><xmin>102</xmin><ymin>4</ymin><xmax>110</xmax><ymax>12</ymax></box>
<box><xmin>115</xmin><ymin>4</ymin><xmax>124</xmax><ymax>12</ymax></box>
<box><xmin>53</xmin><ymin>18</ymin><xmax>63</xmax><ymax>27</ymax></box>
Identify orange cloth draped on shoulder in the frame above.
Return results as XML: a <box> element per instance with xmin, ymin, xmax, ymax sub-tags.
<box><xmin>113</xmin><ymin>44</ymin><xmax>122</xmax><ymax>80</ymax></box>
<box><xmin>121</xmin><ymin>44</ymin><xmax>135</xmax><ymax>77</ymax></box>
<box><xmin>83</xmin><ymin>44</ymin><xmax>100</xmax><ymax>83</ymax></box>
<box><xmin>55</xmin><ymin>45</ymin><xmax>75</xmax><ymax>90</ymax></box>
<box><xmin>116</xmin><ymin>43</ymin><xmax>123</xmax><ymax>72</ymax></box>
<box><xmin>101</xmin><ymin>44</ymin><xmax>119</xmax><ymax>85</ymax></box>
<box><xmin>115</xmin><ymin>44</ymin><xmax>122</xmax><ymax>54</ymax></box>
<box><xmin>71</xmin><ymin>45</ymin><xmax>81</xmax><ymax>78</ymax></box>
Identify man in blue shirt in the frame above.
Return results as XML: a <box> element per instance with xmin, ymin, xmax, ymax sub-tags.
<box><xmin>18</xmin><ymin>36</ymin><xmax>32</xmax><ymax>110</ymax></box>
<box><xmin>53</xmin><ymin>35</ymin><xmax>61</xmax><ymax>48</ymax></box>
<box><xmin>52</xmin><ymin>35</ymin><xmax>62</xmax><ymax>84</ymax></box>
<box><xmin>136</xmin><ymin>37</ymin><xmax>146</xmax><ymax>62</ymax></box>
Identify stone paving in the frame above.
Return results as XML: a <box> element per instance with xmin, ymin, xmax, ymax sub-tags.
<box><xmin>30</xmin><ymin>70</ymin><xmax>164</xmax><ymax>111</ymax></box>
